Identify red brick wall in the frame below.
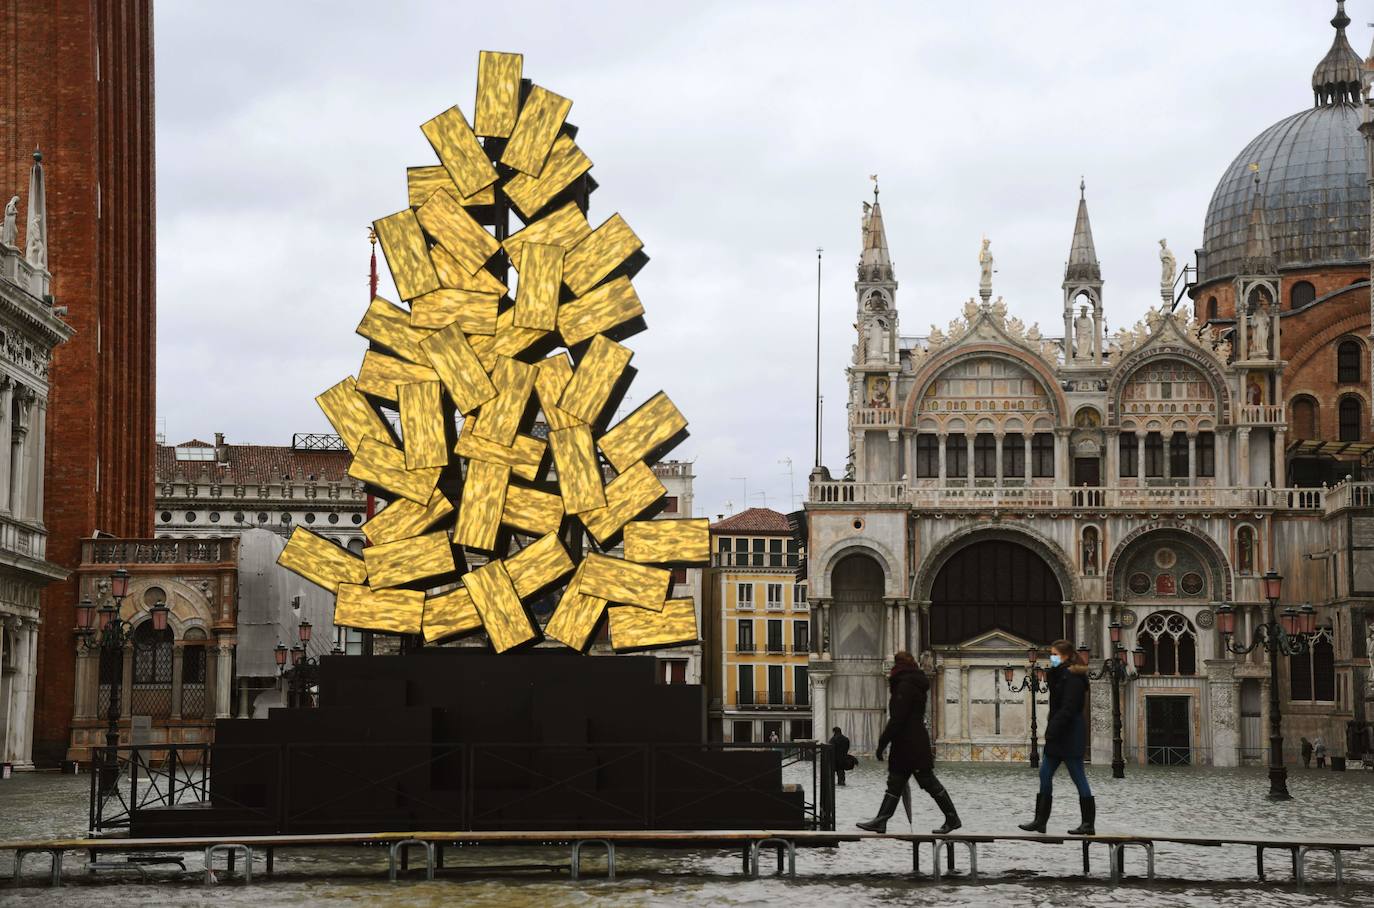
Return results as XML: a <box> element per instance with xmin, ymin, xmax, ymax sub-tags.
<box><xmin>0</xmin><ymin>0</ymin><xmax>156</xmax><ymax>765</ymax></box>
<box><xmin>1281</xmin><ymin>284</ymin><xmax>1371</xmax><ymax>442</ymax></box>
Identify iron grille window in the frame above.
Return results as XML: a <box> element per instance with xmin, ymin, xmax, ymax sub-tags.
<box><xmin>916</xmin><ymin>435</ymin><xmax>938</xmax><ymax>478</ymax></box>
<box><xmin>1144</xmin><ymin>432</ymin><xmax>1164</xmax><ymax>477</ymax></box>
<box><xmin>974</xmin><ymin>433</ymin><xmax>997</xmax><ymax>478</ymax></box>
<box><xmin>1340</xmin><ymin>397</ymin><xmax>1362</xmax><ymax>442</ymax></box>
<box><xmin>1137</xmin><ymin>612</ymin><xmax>1197</xmax><ymax>676</ymax></box>
<box><xmin>1197</xmin><ymin>432</ymin><xmax>1215</xmax><ymax>477</ymax></box>
<box><xmin>1289</xmin><ymin>630</ymin><xmax>1335</xmax><ymax>702</ymax></box>
<box><xmin>1337</xmin><ymin>340</ymin><xmax>1361</xmax><ymax>384</ymax></box>
<box><xmin>1119</xmin><ymin>434</ymin><xmax>1137</xmax><ymax>477</ymax></box>
<box><xmin>182</xmin><ymin>644</ymin><xmax>207</xmax><ymax>720</ymax></box>
<box><xmin>1031</xmin><ymin>433</ymin><xmax>1054</xmax><ymax>478</ymax></box>
<box><xmin>1169</xmin><ymin>434</ymin><xmax>1189</xmax><ymax>478</ymax></box>
<box><xmin>945</xmin><ymin>435</ymin><xmax>967</xmax><ymax>477</ymax></box>
<box><xmin>130</xmin><ymin>624</ymin><xmax>174</xmax><ymax>718</ymax></box>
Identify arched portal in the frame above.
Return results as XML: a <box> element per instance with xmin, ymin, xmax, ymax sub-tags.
<box><xmin>831</xmin><ymin>553</ymin><xmax>885</xmax><ymax>657</ymax></box>
<box><xmin>824</xmin><ymin>552</ymin><xmax>889</xmax><ymax>753</ymax></box>
<box><xmin>930</xmin><ymin>539</ymin><xmax>1067</xmax><ymax>646</ymax></box>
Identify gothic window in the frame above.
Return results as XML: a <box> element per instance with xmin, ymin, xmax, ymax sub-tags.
<box><xmin>1337</xmin><ymin>340</ymin><xmax>1362</xmax><ymax>384</ymax></box>
<box><xmin>915</xmin><ymin>435</ymin><xmax>938</xmax><ymax>478</ymax></box>
<box><xmin>1119</xmin><ymin>434</ymin><xmax>1137</xmax><ymax>477</ymax></box>
<box><xmin>1081</xmin><ymin>526</ymin><xmax>1099</xmax><ymax>576</ymax></box>
<box><xmin>1003</xmin><ymin>436</ymin><xmax>1025</xmax><ymax>478</ymax></box>
<box><xmin>1144</xmin><ymin>433</ymin><xmax>1164</xmax><ymax>477</ymax></box>
<box><xmin>1289</xmin><ymin>628</ymin><xmax>1335</xmax><ymax>702</ymax></box>
<box><xmin>1169</xmin><ymin>435</ymin><xmax>1188</xmax><ymax>477</ymax></box>
<box><xmin>131</xmin><ymin>622</ymin><xmax>174</xmax><ymax>718</ymax></box>
<box><xmin>974</xmin><ymin>434</ymin><xmax>997</xmax><ymax>478</ymax></box>
<box><xmin>1138</xmin><ymin>611</ymin><xmax>1198</xmax><ymax>676</ymax></box>
<box><xmin>946</xmin><ymin>435</ymin><xmax>967</xmax><ymax>477</ymax></box>
<box><xmin>1206</xmin><ymin>297</ymin><xmax>1218</xmax><ymax>321</ymax></box>
<box><xmin>1339</xmin><ymin>396</ymin><xmax>1362</xmax><ymax>442</ymax></box>
<box><xmin>1236</xmin><ymin>526</ymin><xmax>1255</xmax><ymax>575</ymax></box>
<box><xmin>1290</xmin><ymin>396</ymin><xmax>1318</xmax><ymax>440</ymax></box>
<box><xmin>1031</xmin><ymin>433</ymin><xmax>1054</xmax><ymax>478</ymax></box>
<box><xmin>1290</xmin><ymin>281</ymin><xmax>1316</xmax><ymax>310</ymax></box>
<box><xmin>1197</xmin><ymin>432</ymin><xmax>1215</xmax><ymax>477</ymax></box>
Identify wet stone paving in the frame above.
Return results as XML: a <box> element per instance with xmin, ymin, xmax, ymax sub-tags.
<box><xmin>0</xmin><ymin>760</ymin><xmax>1371</xmax><ymax>906</ymax></box>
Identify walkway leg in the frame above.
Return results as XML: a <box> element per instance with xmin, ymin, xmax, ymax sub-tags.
<box><xmin>930</xmin><ymin>841</ymin><xmax>942</xmax><ymax>884</ymax></box>
<box><xmin>946</xmin><ymin>841</ymin><xmax>954</xmax><ymax>873</ymax></box>
<box><xmin>1291</xmin><ymin>847</ymin><xmax>1298</xmax><ymax>881</ymax></box>
<box><xmin>1256</xmin><ymin>846</ymin><xmax>1265</xmax><ymax>881</ymax></box>
<box><xmin>12</xmin><ymin>849</ymin><xmax>24</xmax><ymax>886</ymax></box>
<box><xmin>266</xmin><ymin>848</ymin><xmax>274</xmax><ymax>876</ymax></box>
<box><xmin>228</xmin><ymin>849</ymin><xmax>235</xmax><ymax>874</ymax></box>
<box><xmin>1082</xmin><ymin>841</ymin><xmax>1090</xmax><ymax>876</ymax></box>
<box><xmin>49</xmin><ymin>851</ymin><xmax>61</xmax><ymax>887</ymax></box>
<box><xmin>912</xmin><ymin>842</ymin><xmax>920</xmax><ymax>875</ymax></box>
<box><xmin>1108</xmin><ymin>844</ymin><xmax>1120</xmax><ymax>887</ymax></box>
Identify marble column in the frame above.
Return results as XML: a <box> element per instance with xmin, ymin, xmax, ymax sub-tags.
<box><xmin>1055</xmin><ymin>429</ymin><xmax>1070</xmax><ymax>484</ymax></box>
<box><xmin>903</xmin><ymin>432</ymin><xmax>913</xmax><ymax>482</ymax></box>
<box><xmin>811</xmin><ymin>674</ymin><xmax>829</xmax><ymax>742</ymax></box>
<box><xmin>15</xmin><ymin>621</ymin><xmax>37</xmax><ymax>766</ymax></box>
<box><xmin>1237</xmin><ymin>428</ymin><xmax>1251</xmax><ymax>488</ymax></box>
<box><xmin>937</xmin><ymin>433</ymin><xmax>947</xmax><ymax>483</ymax></box>
<box><xmin>0</xmin><ymin>378</ymin><xmax>12</xmax><ymax>514</ymax></box>
<box><xmin>1162</xmin><ymin>432</ymin><xmax>1173</xmax><ymax>481</ymax></box>
<box><xmin>0</xmin><ymin>622</ymin><xmax>8</xmax><ymax>761</ymax></box>
<box><xmin>215</xmin><ymin>642</ymin><xmax>234</xmax><ymax>718</ymax></box>
<box><xmin>1089</xmin><ymin>675</ymin><xmax>1113</xmax><ymax>766</ymax></box>
<box><xmin>1218</xmin><ymin>431</ymin><xmax>1231</xmax><ymax>486</ymax></box>
<box><xmin>31</xmin><ymin>400</ymin><xmax>45</xmax><ymax>522</ymax></box>
<box><xmin>1075</xmin><ymin>604</ymin><xmax>1087</xmax><ymax>647</ymax></box>
<box><xmin>1105</xmin><ymin>428</ymin><xmax>1119</xmax><ymax>484</ymax></box>
<box><xmin>1136</xmin><ymin>432</ymin><xmax>1146</xmax><ymax>483</ymax></box>
<box><xmin>965</xmin><ymin>433</ymin><xmax>975</xmax><ymax>483</ymax></box>
<box><xmin>959</xmin><ymin>665</ymin><xmax>971</xmax><ymax>741</ymax></box>
<box><xmin>1274</xmin><ymin>428</ymin><xmax>1287</xmax><ymax>488</ymax></box>
<box><xmin>7</xmin><ymin>419</ymin><xmax>25</xmax><ymax>519</ymax></box>
<box><xmin>994</xmin><ymin>432</ymin><xmax>1004</xmax><ymax>484</ymax></box>
<box><xmin>1187</xmin><ymin>432</ymin><xmax>1198</xmax><ymax>484</ymax></box>
<box><xmin>906</xmin><ymin>603</ymin><xmax>921</xmax><ymax>653</ymax></box>
<box><xmin>1205</xmin><ymin>659</ymin><xmax>1240</xmax><ymax>767</ymax></box>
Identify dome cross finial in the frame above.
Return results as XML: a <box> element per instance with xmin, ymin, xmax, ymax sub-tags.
<box><xmin>1334</xmin><ymin>0</ymin><xmax>1351</xmax><ymax>31</ymax></box>
<box><xmin>1313</xmin><ymin>1</ymin><xmax>1363</xmax><ymax>106</ymax></box>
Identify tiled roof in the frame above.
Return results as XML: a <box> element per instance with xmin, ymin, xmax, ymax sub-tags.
<box><xmin>157</xmin><ymin>439</ymin><xmax>352</xmax><ymax>484</ymax></box>
<box><xmin>710</xmin><ymin>507</ymin><xmax>791</xmax><ymax>535</ymax></box>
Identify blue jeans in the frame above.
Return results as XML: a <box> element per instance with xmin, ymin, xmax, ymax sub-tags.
<box><xmin>1039</xmin><ymin>752</ymin><xmax>1092</xmax><ymax>798</ymax></box>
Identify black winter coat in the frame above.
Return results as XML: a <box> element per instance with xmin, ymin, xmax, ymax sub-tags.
<box><xmin>1043</xmin><ymin>662</ymin><xmax>1089</xmax><ymax>759</ymax></box>
<box><xmin>829</xmin><ymin>732</ymin><xmax>850</xmax><ymax>763</ymax></box>
<box><xmin>876</xmin><ymin>664</ymin><xmax>934</xmax><ymax>773</ymax></box>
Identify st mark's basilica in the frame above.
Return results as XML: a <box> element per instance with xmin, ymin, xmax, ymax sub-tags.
<box><xmin>805</xmin><ymin>3</ymin><xmax>1374</xmax><ymax>766</ymax></box>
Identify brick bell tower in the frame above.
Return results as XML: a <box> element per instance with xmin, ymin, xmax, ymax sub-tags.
<box><xmin>1</xmin><ymin>0</ymin><xmax>157</xmax><ymax>765</ymax></box>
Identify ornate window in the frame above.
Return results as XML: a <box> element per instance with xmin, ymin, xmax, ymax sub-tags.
<box><xmin>131</xmin><ymin>622</ymin><xmax>174</xmax><ymax>718</ymax></box>
<box><xmin>1138</xmin><ymin>611</ymin><xmax>1198</xmax><ymax>676</ymax></box>
<box><xmin>1337</xmin><ymin>340</ymin><xmax>1361</xmax><ymax>384</ymax></box>
<box><xmin>1339</xmin><ymin>396</ymin><xmax>1362</xmax><ymax>442</ymax></box>
<box><xmin>1290</xmin><ymin>281</ymin><xmax>1316</xmax><ymax>310</ymax></box>
<box><xmin>1236</xmin><ymin>526</ymin><xmax>1255</xmax><ymax>575</ymax></box>
<box><xmin>1031</xmin><ymin>433</ymin><xmax>1054</xmax><ymax>478</ymax></box>
<box><xmin>1289</xmin><ymin>628</ymin><xmax>1335</xmax><ymax>702</ymax></box>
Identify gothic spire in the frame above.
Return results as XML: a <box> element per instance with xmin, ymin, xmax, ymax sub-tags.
<box><xmin>1064</xmin><ymin>178</ymin><xmax>1100</xmax><ymax>283</ymax></box>
<box><xmin>859</xmin><ymin>183</ymin><xmax>893</xmax><ymax>282</ymax></box>
<box><xmin>1312</xmin><ymin>1</ymin><xmax>1362</xmax><ymax>106</ymax></box>
<box><xmin>1240</xmin><ymin>170</ymin><xmax>1276</xmax><ymax>274</ymax></box>
<box><xmin>25</xmin><ymin>148</ymin><xmax>46</xmax><ymax>271</ymax></box>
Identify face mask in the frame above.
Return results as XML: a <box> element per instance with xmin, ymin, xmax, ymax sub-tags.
<box><xmin>1049</xmin><ymin>654</ymin><xmax>1062</xmax><ymax>668</ymax></box>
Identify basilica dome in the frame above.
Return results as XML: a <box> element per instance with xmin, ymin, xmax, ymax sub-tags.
<box><xmin>1198</xmin><ymin>4</ymin><xmax>1368</xmax><ymax>285</ymax></box>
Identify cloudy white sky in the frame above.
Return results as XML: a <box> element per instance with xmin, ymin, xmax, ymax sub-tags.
<box><xmin>154</xmin><ymin>0</ymin><xmax>1364</xmax><ymax>520</ymax></box>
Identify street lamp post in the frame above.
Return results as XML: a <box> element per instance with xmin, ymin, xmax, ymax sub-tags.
<box><xmin>276</xmin><ymin>620</ymin><xmax>335</xmax><ymax>708</ymax></box>
<box><xmin>75</xmin><ymin>568</ymin><xmax>169</xmax><ymax>796</ymax></box>
<box><xmin>1215</xmin><ymin>571</ymin><xmax>1319</xmax><ymax>801</ymax></box>
<box><xmin>1079</xmin><ymin>623</ymin><xmax>1146</xmax><ymax>779</ymax></box>
<box><xmin>1004</xmin><ymin>646</ymin><xmax>1049</xmax><ymax>768</ymax></box>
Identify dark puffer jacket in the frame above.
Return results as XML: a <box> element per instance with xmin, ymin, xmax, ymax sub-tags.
<box><xmin>876</xmin><ymin>663</ymin><xmax>934</xmax><ymax>773</ymax></box>
<box><xmin>1043</xmin><ymin>661</ymin><xmax>1090</xmax><ymax>759</ymax></box>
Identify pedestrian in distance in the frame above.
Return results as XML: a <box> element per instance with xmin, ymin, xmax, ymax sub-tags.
<box><xmin>1315</xmin><ymin>737</ymin><xmax>1327</xmax><ymax>769</ymax></box>
<box><xmin>1019</xmin><ymin>639</ymin><xmax>1096</xmax><ymax>836</ymax></box>
<box><xmin>856</xmin><ymin>651</ymin><xmax>961</xmax><ymax>835</ymax></box>
<box><xmin>829</xmin><ymin>726</ymin><xmax>851</xmax><ymax>786</ymax></box>
<box><xmin>1301</xmin><ymin>737</ymin><xmax>1313</xmax><ymax>768</ymax></box>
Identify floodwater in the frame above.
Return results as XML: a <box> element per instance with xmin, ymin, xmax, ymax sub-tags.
<box><xmin>0</xmin><ymin>760</ymin><xmax>1371</xmax><ymax>906</ymax></box>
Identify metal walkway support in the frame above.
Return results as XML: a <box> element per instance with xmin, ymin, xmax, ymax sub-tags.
<box><xmin>928</xmin><ymin>839</ymin><xmax>977</xmax><ymax>882</ymax></box>
<box><xmin>571</xmin><ymin>839</ymin><xmax>616</xmax><ymax>880</ymax></box>
<box><xmin>12</xmin><ymin>849</ymin><xmax>63</xmax><ymax>887</ymax></box>
<box><xmin>388</xmin><ymin>839</ymin><xmax>435</xmax><ymax>882</ymax></box>
<box><xmin>1108</xmin><ymin>841</ymin><xmax>1154</xmax><ymax>886</ymax></box>
<box><xmin>1296</xmin><ymin>846</ymin><xmax>1344</xmax><ymax>888</ymax></box>
<box><xmin>748</xmin><ymin>838</ymin><xmax>796</xmax><ymax>878</ymax></box>
<box><xmin>204</xmin><ymin>844</ymin><xmax>252</xmax><ymax>886</ymax></box>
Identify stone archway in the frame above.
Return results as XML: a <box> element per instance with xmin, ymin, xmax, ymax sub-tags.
<box><xmin>1105</xmin><ymin>524</ymin><xmax>1232</xmax><ymax>602</ymax></box>
<box><xmin>928</xmin><ymin>538</ymin><xmax>1068</xmax><ymax>647</ymax></box>
<box><xmin>914</xmin><ymin>523</ymin><xmax>1079</xmax><ymax>605</ymax></box>
<box><xmin>830</xmin><ymin>552</ymin><xmax>885</xmax><ymax>658</ymax></box>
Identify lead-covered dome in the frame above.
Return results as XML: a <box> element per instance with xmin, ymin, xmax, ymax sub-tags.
<box><xmin>1198</xmin><ymin>3</ymin><xmax>1368</xmax><ymax>285</ymax></box>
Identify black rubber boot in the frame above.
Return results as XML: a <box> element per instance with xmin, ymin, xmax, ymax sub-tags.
<box><xmin>1067</xmin><ymin>796</ymin><xmax>1095</xmax><ymax>835</ymax></box>
<box><xmin>856</xmin><ymin>792</ymin><xmax>900</xmax><ymax>833</ymax></box>
<box><xmin>927</xmin><ymin>782</ymin><xmax>962</xmax><ymax>835</ymax></box>
<box><xmin>1018</xmin><ymin>793</ymin><xmax>1052</xmax><ymax>833</ymax></box>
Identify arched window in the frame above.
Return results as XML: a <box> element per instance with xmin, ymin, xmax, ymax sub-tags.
<box><xmin>1206</xmin><ymin>297</ymin><xmax>1218</xmax><ymax>321</ymax></box>
<box><xmin>1289</xmin><ymin>281</ymin><xmax>1316</xmax><ymax>309</ymax></box>
<box><xmin>1289</xmin><ymin>628</ymin><xmax>1335</xmax><ymax>701</ymax></box>
<box><xmin>1339</xmin><ymin>397</ymin><xmax>1362</xmax><ymax>442</ymax></box>
<box><xmin>1290</xmin><ymin>396</ymin><xmax>1318</xmax><ymax>440</ymax></box>
<box><xmin>131</xmin><ymin>622</ymin><xmax>174</xmax><ymax>718</ymax></box>
<box><xmin>1236</xmin><ymin>526</ymin><xmax>1255</xmax><ymax>575</ymax></box>
<box><xmin>1337</xmin><ymin>340</ymin><xmax>1362</xmax><ymax>384</ymax></box>
<box><xmin>1138</xmin><ymin>611</ymin><xmax>1198</xmax><ymax>676</ymax></box>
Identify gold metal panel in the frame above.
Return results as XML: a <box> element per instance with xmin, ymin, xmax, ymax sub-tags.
<box><xmin>416</xmin><ymin>186</ymin><xmax>501</xmax><ymax>276</ymax></box>
<box><xmin>455</xmin><ymin>459</ymin><xmax>510</xmax><ymax>551</ymax></box>
<box><xmin>579</xmin><ymin>462</ymin><xmax>665</xmax><ymax>544</ymax></box>
<box><xmin>454</xmin><ymin>421</ymin><xmax>545</xmax><ymax>481</ymax></box>
<box><xmin>316</xmin><ymin>376</ymin><xmax>391</xmax><ymax>455</ymax></box>
<box><xmin>579</xmin><ymin>552</ymin><xmax>669</xmax><ymax>611</ymax></box>
<box><xmin>548</xmin><ymin>424</ymin><xmax>605</xmax><ymax>514</ymax></box>
<box><xmin>475</xmin><ymin>51</ymin><xmax>523</xmax><ymax>138</ymax></box>
<box><xmin>357</xmin><ymin>295</ymin><xmax>433</xmax><ymax>364</ymax></box>
<box><xmin>513</xmin><ymin>242</ymin><xmax>563</xmax><ymax>331</ymax></box>
<box><xmin>277</xmin><ymin>527</ymin><xmax>367</xmax><ymax>592</ymax></box>
<box><xmin>623</xmin><ymin>518</ymin><xmax>710</xmax><ymax>564</ymax></box>
<box><xmin>420</xmin><ymin>106</ymin><xmax>498</xmax><ymax>198</ymax></box>
<box><xmin>468</xmin><ymin>308</ymin><xmax>548</xmax><ymax>372</ymax></box>
<box><xmin>466</xmin><ymin>560</ymin><xmax>536</xmax><ymax>653</ymax></box>
<box><xmin>348</xmin><ymin>437</ymin><xmax>441</xmax><ymax>504</ymax></box>
<box><xmin>504</xmin><ymin>134</ymin><xmax>593</xmax><ymax>218</ymax></box>
<box><xmin>363</xmin><ymin>489</ymin><xmax>454</xmax><ymax>546</ymax></box>
<box><xmin>398</xmin><ymin>381</ymin><xmax>448</xmax><ymax>469</ymax></box>
<box><xmin>598</xmin><ymin>391</ymin><xmax>687</xmax><ymax>472</ymax></box>
<box><xmin>373</xmin><ymin>210</ymin><xmax>440</xmax><ymax>301</ymax></box>
<box><xmin>558</xmin><ymin>335</ymin><xmax>632</xmax><ymax>425</ymax></box>
<box><xmin>422</xmin><ymin>586</ymin><xmax>482</xmax><ymax>643</ymax></box>
<box><xmin>355</xmin><ymin>351</ymin><xmax>440</xmax><ymax>403</ymax></box>
<box><xmin>432</xmin><ymin>245</ymin><xmax>508</xmax><ymax>295</ymax></box>
<box><xmin>504</xmin><ymin>201</ymin><xmax>592</xmax><ymax>270</ymax></box>
<box><xmin>407</xmin><ymin>167</ymin><xmax>494</xmax><ymax>209</ymax></box>
<box><xmin>419</xmin><ymin>322</ymin><xmax>498</xmax><ymax>415</ymax></box>
<box><xmin>502</xmin><ymin>484</ymin><xmax>563</xmax><ymax>536</ymax></box>
<box><xmin>558</xmin><ymin>276</ymin><xmax>643</xmax><ymax>347</ymax></box>
<box><xmin>608</xmin><ymin>599</ymin><xmax>697</xmax><ymax>650</ymax></box>
<box><xmin>505</xmin><ymin>532</ymin><xmax>574</xmax><ymax>598</ymax></box>
<box><xmin>534</xmin><ymin>353</ymin><xmax>579</xmax><ymax>430</ymax></box>
<box><xmin>474</xmin><ymin>356</ymin><xmax>536</xmax><ymax>446</ymax></box>
<box><xmin>500</xmin><ymin>85</ymin><xmax>572</xmax><ymax>176</ymax></box>
<box><xmin>363</xmin><ymin>530</ymin><xmax>455</xmax><ymax>589</ymax></box>
<box><xmin>410</xmin><ymin>289</ymin><xmax>499</xmax><ymax>334</ymax></box>
<box><xmin>563</xmin><ymin>214</ymin><xmax>643</xmax><ymax>296</ymax></box>
<box><xmin>544</xmin><ymin>561</ymin><xmax>607</xmax><ymax>650</ymax></box>
<box><xmin>334</xmin><ymin>583</ymin><xmax>424</xmax><ymax>635</ymax></box>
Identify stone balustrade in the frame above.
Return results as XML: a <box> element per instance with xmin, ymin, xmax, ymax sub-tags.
<box><xmin>853</xmin><ymin>407</ymin><xmax>899</xmax><ymax>428</ymax></box>
<box><xmin>1238</xmin><ymin>403</ymin><xmax>1285</xmax><ymax>425</ymax></box>
<box><xmin>0</xmin><ymin>513</ymin><xmax>46</xmax><ymax>560</ymax></box>
<box><xmin>83</xmin><ymin>537</ymin><xmax>239</xmax><ymax>565</ymax></box>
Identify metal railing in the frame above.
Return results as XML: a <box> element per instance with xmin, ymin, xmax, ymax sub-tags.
<box><xmin>88</xmin><ymin>744</ymin><xmax>211</xmax><ymax>832</ymax></box>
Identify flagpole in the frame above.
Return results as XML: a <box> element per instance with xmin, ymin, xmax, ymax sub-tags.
<box><xmin>814</xmin><ymin>247</ymin><xmax>823</xmax><ymax>469</ymax></box>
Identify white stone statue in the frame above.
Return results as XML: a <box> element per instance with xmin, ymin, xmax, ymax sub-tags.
<box><xmin>1159</xmin><ymin>238</ymin><xmax>1176</xmax><ymax>288</ymax></box>
<box><xmin>978</xmin><ymin>237</ymin><xmax>994</xmax><ymax>288</ymax></box>
<box><xmin>1</xmin><ymin>196</ymin><xmax>16</xmax><ymax>247</ymax></box>
<box><xmin>1074</xmin><ymin>305</ymin><xmax>1094</xmax><ymax>359</ymax></box>
<box><xmin>1250</xmin><ymin>302</ymin><xmax>1271</xmax><ymax>359</ymax></box>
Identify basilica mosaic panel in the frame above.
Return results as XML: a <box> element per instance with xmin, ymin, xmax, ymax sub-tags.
<box><xmin>918</xmin><ymin>357</ymin><xmax>1054</xmax><ymax>424</ymax></box>
<box><xmin>1118</xmin><ymin>360</ymin><xmax>1219</xmax><ymax>426</ymax></box>
<box><xmin>1117</xmin><ymin>540</ymin><xmax>1214</xmax><ymax>602</ymax></box>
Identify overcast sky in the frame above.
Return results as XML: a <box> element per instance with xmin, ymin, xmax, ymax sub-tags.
<box><xmin>154</xmin><ymin>0</ymin><xmax>1364</xmax><ymax>520</ymax></box>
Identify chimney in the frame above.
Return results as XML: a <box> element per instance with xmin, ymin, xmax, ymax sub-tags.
<box><xmin>214</xmin><ymin>432</ymin><xmax>228</xmax><ymax>463</ymax></box>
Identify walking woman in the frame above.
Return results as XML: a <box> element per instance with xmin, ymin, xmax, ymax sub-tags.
<box><xmin>1019</xmin><ymin>639</ymin><xmax>1095</xmax><ymax>835</ymax></box>
<box><xmin>857</xmin><ymin>651</ymin><xmax>961</xmax><ymax>834</ymax></box>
